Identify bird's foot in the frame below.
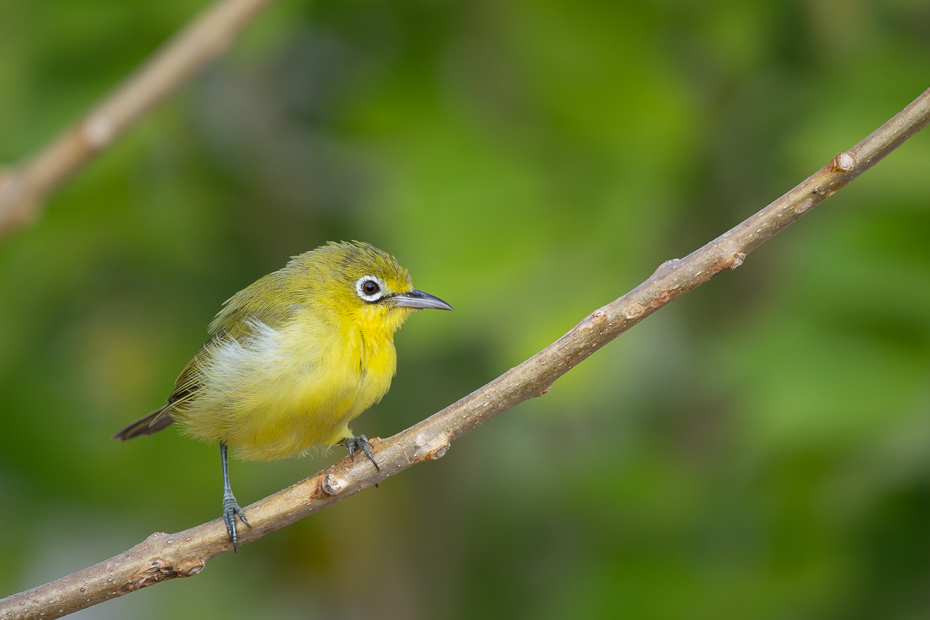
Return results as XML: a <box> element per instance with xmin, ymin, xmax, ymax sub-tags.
<box><xmin>342</xmin><ymin>434</ymin><xmax>380</xmax><ymax>471</ymax></box>
<box><xmin>223</xmin><ymin>491</ymin><xmax>251</xmax><ymax>550</ymax></box>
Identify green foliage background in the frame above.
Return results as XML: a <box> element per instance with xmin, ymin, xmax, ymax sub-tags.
<box><xmin>1</xmin><ymin>1</ymin><xmax>929</xmax><ymax>618</ymax></box>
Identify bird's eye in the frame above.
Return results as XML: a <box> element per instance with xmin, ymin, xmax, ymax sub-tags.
<box><xmin>355</xmin><ymin>275</ymin><xmax>385</xmax><ymax>302</ymax></box>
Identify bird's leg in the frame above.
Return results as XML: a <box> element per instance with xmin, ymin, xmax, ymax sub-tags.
<box><xmin>220</xmin><ymin>441</ymin><xmax>250</xmax><ymax>550</ymax></box>
<box><xmin>342</xmin><ymin>434</ymin><xmax>381</xmax><ymax>471</ymax></box>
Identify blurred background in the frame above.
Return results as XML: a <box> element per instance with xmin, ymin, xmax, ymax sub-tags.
<box><xmin>1</xmin><ymin>0</ymin><xmax>929</xmax><ymax>618</ymax></box>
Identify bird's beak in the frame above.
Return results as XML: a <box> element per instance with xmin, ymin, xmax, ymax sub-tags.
<box><xmin>392</xmin><ymin>289</ymin><xmax>454</xmax><ymax>311</ymax></box>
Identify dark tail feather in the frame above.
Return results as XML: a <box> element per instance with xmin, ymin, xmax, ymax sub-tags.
<box><xmin>112</xmin><ymin>408</ymin><xmax>175</xmax><ymax>441</ymax></box>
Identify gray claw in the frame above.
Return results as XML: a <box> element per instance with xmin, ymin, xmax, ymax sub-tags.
<box><xmin>223</xmin><ymin>492</ymin><xmax>251</xmax><ymax>550</ymax></box>
<box><xmin>343</xmin><ymin>435</ymin><xmax>380</xmax><ymax>471</ymax></box>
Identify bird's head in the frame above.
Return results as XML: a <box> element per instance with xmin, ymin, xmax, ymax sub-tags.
<box><xmin>299</xmin><ymin>241</ymin><xmax>453</xmax><ymax>336</ymax></box>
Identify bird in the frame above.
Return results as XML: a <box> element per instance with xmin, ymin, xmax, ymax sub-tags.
<box><xmin>113</xmin><ymin>241</ymin><xmax>453</xmax><ymax>548</ymax></box>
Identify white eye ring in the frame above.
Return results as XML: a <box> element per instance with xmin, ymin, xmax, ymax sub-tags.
<box><xmin>355</xmin><ymin>275</ymin><xmax>386</xmax><ymax>302</ymax></box>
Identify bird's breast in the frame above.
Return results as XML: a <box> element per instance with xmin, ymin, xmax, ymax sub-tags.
<box><xmin>176</xmin><ymin>316</ymin><xmax>398</xmax><ymax>461</ymax></box>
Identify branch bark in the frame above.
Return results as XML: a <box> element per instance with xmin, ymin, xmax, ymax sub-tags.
<box><xmin>2</xmin><ymin>87</ymin><xmax>928</xmax><ymax>619</ymax></box>
<box><xmin>0</xmin><ymin>0</ymin><xmax>276</xmax><ymax>237</ymax></box>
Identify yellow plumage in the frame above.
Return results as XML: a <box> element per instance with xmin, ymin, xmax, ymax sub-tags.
<box><xmin>113</xmin><ymin>241</ymin><xmax>452</xmax><ymax>546</ymax></box>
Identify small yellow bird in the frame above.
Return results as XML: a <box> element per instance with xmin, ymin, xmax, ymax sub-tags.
<box><xmin>113</xmin><ymin>241</ymin><xmax>452</xmax><ymax>547</ymax></box>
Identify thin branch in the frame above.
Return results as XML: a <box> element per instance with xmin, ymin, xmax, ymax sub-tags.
<box><xmin>0</xmin><ymin>0</ymin><xmax>276</xmax><ymax>237</ymax></box>
<box><xmin>2</xmin><ymin>87</ymin><xmax>928</xmax><ymax>620</ymax></box>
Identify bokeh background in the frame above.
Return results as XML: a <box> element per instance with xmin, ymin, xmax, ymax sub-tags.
<box><xmin>2</xmin><ymin>0</ymin><xmax>930</xmax><ymax>618</ymax></box>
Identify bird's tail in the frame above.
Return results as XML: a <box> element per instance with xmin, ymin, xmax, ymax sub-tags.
<box><xmin>112</xmin><ymin>407</ymin><xmax>175</xmax><ymax>441</ymax></box>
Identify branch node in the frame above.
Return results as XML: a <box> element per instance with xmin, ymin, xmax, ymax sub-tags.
<box><xmin>650</xmin><ymin>290</ymin><xmax>672</xmax><ymax>308</ymax></box>
<box><xmin>117</xmin><ymin>556</ymin><xmax>204</xmax><ymax>594</ymax></box>
<box><xmin>83</xmin><ymin>115</ymin><xmax>115</xmax><ymax>150</ymax></box>
<box><xmin>796</xmin><ymin>197</ymin><xmax>816</xmax><ymax>214</ymax></box>
<box><xmin>0</xmin><ymin>171</ymin><xmax>38</xmax><ymax>231</ymax></box>
<box><xmin>622</xmin><ymin>303</ymin><xmax>645</xmax><ymax>320</ymax></box>
<box><xmin>415</xmin><ymin>432</ymin><xmax>452</xmax><ymax>461</ymax></box>
<box><xmin>832</xmin><ymin>151</ymin><xmax>857</xmax><ymax>173</ymax></box>
<box><xmin>708</xmin><ymin>251</ymin><xmax>747</xmax><ymax>276</ymax></box>
<box><xmin>652</xmin><ymin>258</ymin><xmax>680</xmax><ymax>277</ymax></box>
<box><xmin>319</xmin><ymin>474</ymin><xmax>348</xmax><ymax>497</ymax></box>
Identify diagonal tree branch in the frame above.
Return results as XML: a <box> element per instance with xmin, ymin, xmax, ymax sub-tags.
<box><xmin>0</xmin><ymin>0</ymin><xmax>277</xmax><ymax>238</ymax></box>
<box><xmin>2</xmin><ymin>87</ymin><xmax>928</xmax><ymax>620</ymax></box>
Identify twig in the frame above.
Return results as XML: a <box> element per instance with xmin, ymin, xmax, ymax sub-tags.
<box><xmin>2</xmin><ymin>87</ymin><xmax>928</xmax><ymax>619</ymax></box>
<box><xmin>0</xmin><ymin>0</ymin><xmax>276</xmax><ymax>237</ymax></box>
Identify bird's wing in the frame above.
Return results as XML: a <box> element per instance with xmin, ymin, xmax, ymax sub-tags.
<box><xmin>164</xmin><ymin>329</ymin><xmax>227</xmax><ymax>410</ymax></box>
<box><xmin>162</xmin><ymin>271</ymin><xmax>307</xmax><ymax>413</ymax></box>
<box><xmin>208</xmin><ymin>269</ymin><xmax>305</xmax><ymax>337</ymax></box>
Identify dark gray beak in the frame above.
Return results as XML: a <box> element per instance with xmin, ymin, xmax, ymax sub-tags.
<box><xmin>392</xmin><ymin>289</ymin><xmax>454</xmax><ymax>311</ymax></box>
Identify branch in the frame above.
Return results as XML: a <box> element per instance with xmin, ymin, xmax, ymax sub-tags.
<box><xmin>0</xmin><ymin>0</ymin><xmax>276</xmax><ymax>237</ymax></box>
<box><xmin>2</xmin><ymin>87</ymin><xmax>928</xmax><ymax>619</ymax></box>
